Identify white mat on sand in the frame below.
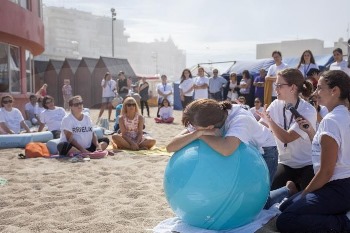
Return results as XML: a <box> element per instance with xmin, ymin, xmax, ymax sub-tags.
<box><xmin>153</xmin><ymin>205</ymin><xmax>280</xmax><ymax>233</ymax></box>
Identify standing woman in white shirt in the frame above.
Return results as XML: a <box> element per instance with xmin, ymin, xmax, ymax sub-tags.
<box><xmin>193</xmin><ymin>67</ymin><xmax>209</xmax><ymax>100</ymax></box>
<box><xmin>0</xmin><ymin>95</ymin><xmax>30</xmax><ymax>134</ymax></box>
<box><xmin>330</xmin><ymin>48</ymin><xmax>350</xmax><ymax>76</ymax></box>
<box><xmin>258</xmin><ymin>68</ymin><xmax>317</xmax><ymax>191</ymax></box>
<box><xmin>276</xmin><ymin>70</ymin><xmax>350</xmax><ymax>233</ymax></box>
<box><xmin>296</xmin><ymin>50</ymin><xmax>319</xmax><ymax>78</ymax></box>
<box><xmin>179</xmin><ymin>68</ymin><xmax>194</xmax><ymax>110</ymax></box>
<box><xmin>97</xmin><ymin>72</ymin><xmax>117</xmax><ymax>122</ymax></box>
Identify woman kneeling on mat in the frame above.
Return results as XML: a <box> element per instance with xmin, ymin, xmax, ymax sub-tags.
<box><xmin>57</xmin><ymin>95</ymin><xmax>109</xmax><ymax>155</ymax></box>
<box><xmin>112</xmin><ymin>97</ymin><xmax>156</xmax><ymax>150</ymax></box>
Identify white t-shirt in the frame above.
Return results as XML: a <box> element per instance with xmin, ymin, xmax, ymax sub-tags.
<box><xmin>0</xmin><ymin>108</ymin><xmax>24</xmax><ymax>134</ymax></box>
<box><xmin>223</xmin><ymin>105</ymin><xmax>276</xmax><ymax>153</ymax></box>
<box><xmin>264</xmin><ymin>99</ymin><xmax>317</xmax><ymax>168</ymax></box>
<box><xmin>312</xmin><ymin>105</ymin><xmax>350</xmax><ymax>181</ymax></box>
<box><xmin>193</xmin><ymin>76</ymin><xmax>209</xmax><ymax>99</ymax></box>
<box><xmin>101</xmin><ymin>79</ymin><xmax>117</xmax><ymax>98</ymax></box>
<box><xmin>159</xmin><ymin>106</ymin><xmax>173</xmax><ymax>120</ymax></box>
<box><xmin>59</xmin><ymin>113</ymin><xmax>94</xmax><ymax>149</ymax></box>
<box><xmin>329</xmin><ymin>60</ymin><xmax>350</xmax><ymax>76</ymax></box>
<box><xmin>40</xmin><ymin>107</ymin><xmax>66</xmax><ymax>131</ymax></box>
<box><xmin>24</xmin><ymin>102</ymin><xmax>37</xmax><ymax>120</ymax></box>
<box><xmin>35</xmin><ymin>106</ymin><xmax>45</xmax><ymax>115</ymax></box>
<box><xmin>298</xmin><ymin>63</ymin><xmax>319</xmax><ymax>78</ymax></box>
<box><xmin>267</xmin><ymin>62</ymin><xmax>289</xmax><ymax>97</ymax></box>
<box><xmin>157</xmin><ymin>82</ymin><xmax>173</xmax><ymax>102</ymax></box>
<box><xmin>179</xmin><ymin>78</ymin><xmax>194</xmax><ymax>97</ymax></box>
<box><xmin>250</xmin><ymin>106</ymin><xmax>264</xmax><ymax>121</ymax></box>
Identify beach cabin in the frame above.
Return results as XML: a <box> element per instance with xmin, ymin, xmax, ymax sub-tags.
<box><xmin>57</xmin><ymin>58</ymin><xmax>80</xmax><ymax>106</ymax></box>
<box><xmin>43</xmin><ymin>60</ymin><xmax>64</xmax><ymax>102</ymax></box>
<box><xmin>75</xmin><ymin>57</ymin><xmax>99</xmax><ymax>108</ymax></box>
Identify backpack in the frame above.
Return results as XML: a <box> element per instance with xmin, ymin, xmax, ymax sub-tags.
<box><xmin>21</xmin><ymin>142</ymin><xmax>50</xmax><ymax>158</ymax></box>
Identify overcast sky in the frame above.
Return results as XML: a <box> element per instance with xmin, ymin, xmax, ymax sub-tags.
<box><xmin>44</xmin><ymin>0</ymin><xmax>350</xmax><ymax>67</ymax></box>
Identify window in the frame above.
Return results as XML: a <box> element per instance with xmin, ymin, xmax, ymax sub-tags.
<box><xmin>0</xmin><ymin>43</ymin><xmax>22</xmax><ymax>93</ymax></box>
<box><xmin>25</xmin><ymin>50</ymin><xmax>33</xmax><ymax>93</ymax></box>
<box><xmin>0</xmin><ymin>43</ymin><xmax>9</xmax><ymax>92</ymax></box>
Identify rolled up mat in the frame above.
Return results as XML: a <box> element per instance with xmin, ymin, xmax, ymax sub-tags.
<box><xmin>0</xmin><ymin>131</ymin><xmax>53</xmax><ymax>148</ymax></box>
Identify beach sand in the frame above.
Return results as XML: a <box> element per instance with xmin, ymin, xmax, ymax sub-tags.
<box><xmin>0</xmin><ymin>107</ymin><xmax>278</xmax><ymax>233</ymax></box>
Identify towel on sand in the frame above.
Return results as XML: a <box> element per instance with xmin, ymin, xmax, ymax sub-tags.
<box><xmin>153</xmin><ymin>204</ymin><xmax>280</xmax><ymax>233</ymax></box>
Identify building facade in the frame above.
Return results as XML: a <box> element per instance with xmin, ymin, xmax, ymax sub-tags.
<box><xmin>38</xmin><ymin>6</ymin><xmax>186</xmax><ymax>81</ymax></box>
<box><xmin>0</xmin><ymin>0</ymin><xmax>44</xmax><ymax>108</ymax></box>
<box><xmin>256</xmin><ymin>38</ymin><xmax>349</xmax><ymax>59</ymax></box>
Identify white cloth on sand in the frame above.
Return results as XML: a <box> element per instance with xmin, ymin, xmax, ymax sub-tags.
<box><xmin>153</xmin><ymin>204</ymin><xmax>280</xmax><ymax>233</ymax></box>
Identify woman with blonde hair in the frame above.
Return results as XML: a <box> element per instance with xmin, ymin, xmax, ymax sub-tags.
<box><xmin>112</xmin><ymin>97</ymin><xmax>156</xmax><ymax>150</ymax></box>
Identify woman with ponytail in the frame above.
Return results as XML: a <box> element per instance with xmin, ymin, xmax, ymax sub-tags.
<box><xmin>276</xmin><ymin>70</ymin><xmax>350</xmax><ymax>233</ymax></box>
<box><xmin>258</xmin><ymin>68</ymin><xmax>317</xmax><ymax>192</ymax></box>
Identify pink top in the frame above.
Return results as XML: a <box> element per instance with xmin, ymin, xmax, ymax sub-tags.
<box><xmin>123</xmin><ymin>113</ymin><xmax>139</xmax><ymax>141</ymax></box>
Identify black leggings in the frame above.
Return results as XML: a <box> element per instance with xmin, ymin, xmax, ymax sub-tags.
<box><xmin>181</xmin><ymin>96</ymin><xmax>193</xmax><ymax>110</ymax></box>
<box><xmin>271</xmin><ymin>163</ymin><xmax>314</xmax><ymax>191</ymax></box>
<box><xmin>57</xmin><ymin>138</ymin><xmax>110</xmax><ymax>156</ymax></box>
<box><xmin>140</xmin><ymin>100</ymin><xmax>149</xmax><ymax>116</ymax></box>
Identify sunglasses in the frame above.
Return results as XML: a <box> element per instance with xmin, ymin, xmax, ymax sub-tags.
<box><xmin>72</xmin><ymin>102</ymin><xmax>83</xmax><ymax>107</ymax></box>
<box><xmin>254</xmin><ymin>101</ymin><xmax>261</xmax><ymax>103</ymax></box>
<box><xmin>2</xmin><ymin>99</ymin><xmax>13</xmax><ymax>104</ymax></box>
<box><xmin>126</xmin><ymin>103</ymin><xmax>136</xmax><ymax>107</ymax></box>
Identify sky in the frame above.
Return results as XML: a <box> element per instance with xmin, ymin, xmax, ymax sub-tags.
<box><xmin>44</xmin><ymin>0</ymin><xmax>350</xmax><ymax>67</ymax></box>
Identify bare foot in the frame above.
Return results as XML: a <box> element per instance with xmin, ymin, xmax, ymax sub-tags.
<box><xmin>286</xmin><ymin>181</ymin><xmax>298</xmax><ymax>196</ymax></box>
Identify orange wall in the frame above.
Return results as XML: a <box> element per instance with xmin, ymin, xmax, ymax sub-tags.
<box><xmin>0</xmin><ymin>1</ymin><xmax>44</xmax><ymax>55</ymax></box>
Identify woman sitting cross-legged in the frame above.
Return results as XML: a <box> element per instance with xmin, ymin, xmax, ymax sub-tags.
<box><xmin>154</xmin><ymin>98</ymin><xmax>174</xmax><ymax>123</ymax></box>
<box><xmin>57</xmin><ymin>95</ymin><xmax>109</xmax><ymax>156</ymax></box>
<box><xmin>112</xmin><ymin>97</ymin><xmax>156</xmax><ymax>150</ymax></box>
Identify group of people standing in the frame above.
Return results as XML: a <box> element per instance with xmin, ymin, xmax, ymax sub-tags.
<box><xmin>167</xmin><ymin>61</ymin><xmax>350</xmax><ymax>232</ymax></box>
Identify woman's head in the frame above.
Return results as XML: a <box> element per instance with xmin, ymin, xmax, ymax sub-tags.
<box><xmin>298</xmin><ymin>50</ymin><xmax>316</xmax><ymax>67</ymax></box>
<box><xmin>42</xmin><ymin>84</ymin><xmax>47</xmax><ymax>89</ymax></box>
<box><xmin>254</xmin><ymin>98</ymin><xmax>262</xmax><ymax>106</ymax></box>
<box><xmin>42</xmin><ymin>95</ymin><xmax>55</xmax><ymax>109</ymax></box>
<box><xmin>332</xmin><ymin>48</ymin><xmax>343</xmax><ymax>62</ymax></box>
<box><xmin>104</xmin><ymin>72</ymin><xmax>111</xmax><ymax>80</ymax></box>
<box><xmin>230</xmin><ymin>72</ymin><xmax>237</xmax><ymax>81</ymax></box>
<box><xmin>272</xmin><ymin>51</ymin><xmax>282</xmax><ymax>64</ymax></box>
<box><xmin>161</xmin><ymin>98</ymin><xmax>171</xmax><ymax>107</ymax></box>
<box><xmin>182</xmin><ymin>99</ymin><xmax>232</xmax><ymax>129</ymax></box>
<box><xmin>242</xmin><ymin>70</ymin><xmax>250</xmax><ymax>79</ymax></box>
<box><xmin>121</xmin><ymin>97</ymin><xmax>139</xmax><ymax>115</ymax></box>
<box><xmin>180</xmin><ymin>69</ymin><xmax>192</xmax><ymax>83</ymax></box>
<box><xmin>276</xmin><ymin>68</ymin><xmax>313</xmax><ymax>99</ymax></box>
<box><xmin>316</xmin><ymin>70</ymin><xmax>350</xmax><ymax>106</ymax></box>
<box><xmin>68</xmin><ymin>95</ymin><xmax>84</xmax><ymax>113</ymax></box>
<box><xmin>1</xmin><ymin>95</ymin><xmax>14</xmax><ymax>108</ymax></box>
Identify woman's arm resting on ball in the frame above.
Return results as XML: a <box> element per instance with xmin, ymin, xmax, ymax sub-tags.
<box><xmin>200</xmin><ymin>135</ymin><xmax>241</xmax><ymax>156</ymax></box>
<box><xmin>166</xmin><ymin>129</ymin><xmax>203</xmax><ymax>152</ymax></box>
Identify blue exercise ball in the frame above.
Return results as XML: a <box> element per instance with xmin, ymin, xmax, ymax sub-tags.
<box><xmin>164</xmin><ymin>139</ymin><xmax>270</xmax><ymax>230</ymax></box>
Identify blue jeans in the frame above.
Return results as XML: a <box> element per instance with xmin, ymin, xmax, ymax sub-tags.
<box><xmin>262</xmin><ymin>146</ymin><xmax>278</xmax><ymax>185</ymax></box>
<box><xmin>277</xmin><ymin>178</ymin><xmax>350</xmax><ymax>233</ymax></box>
<box><xmin>264</xmin><ymin>186</ymin><xmax>289</xmax><ymax>209</ymax></box>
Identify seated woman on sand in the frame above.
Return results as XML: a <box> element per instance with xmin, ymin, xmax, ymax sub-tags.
<box><xmin>154</xmin><ymin>98</ymin><xmax>174</xmax><ymax>123</ymax></box>
<box><xmin>112</xmin><ymin>97</ymin><xmax>156</xmax><ymax>150</ymax></box>
<box><xmin>0</xmin><ymin>95</ymin><xmax>30</xmax><ymax>134</ymax></box>
<box><xmin>57</xmin><ymin>95</ymin><xmax>110</xmax><ymax>156</ymax></box>
<box><xmin>38</xmin><ymin>96</ymin><xmax>66</xmax><ymax>139</ymax></box>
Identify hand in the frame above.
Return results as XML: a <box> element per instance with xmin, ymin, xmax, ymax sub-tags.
<box><xmin>256</xmin><ymin>104</ymin><xmax>272</xmax><ymax>123</ymax></box>
<box><xmin>201</xmin><ymin>128</ymin><xmax>222</xmax><ymax>137</ymax></box>
<box><xmin>296</xmin><ymin>117</ymin><xmax>312</xmax><ymax>133</ymax></box>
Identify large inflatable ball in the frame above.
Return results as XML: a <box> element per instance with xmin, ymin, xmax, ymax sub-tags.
<box><xmin>164</xmin><ymin>139</ymin><xmax>270</xmax><ymax>230</ymax></box>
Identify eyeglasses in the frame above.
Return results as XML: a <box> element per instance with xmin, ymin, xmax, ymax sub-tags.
<box><xmin>126</xmin><ymin>103</ymin><xmax>136</xmax><ymax>107</ymax></box>
<box><xmin>274</xmin><ymin>83</ymin><xmax>290</xmax><ymax>89</ymax></box>
<box><xmin>72</xmin><ymin>102</ymin><xmax>83</xmax><ymax>107</ymax></box>
<box><xmin>254</xmin><ymin>101</ymin><xmax>261</xmax><ymax>103</ymax></box>
<box><xmin>2</xmin><ymin>99</ymin><xmax>12</xmax><ymax>104</ymax></box>
<box><xmin>45</xmin><ymin>99</ymin><xmax>53</xmax><ymax>105</ymax></box>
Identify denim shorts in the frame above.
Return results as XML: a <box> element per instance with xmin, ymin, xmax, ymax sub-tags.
<box><xmin>102</xmin><ymin>97</ymin><xmax>114</xmax><ymax>103</ymax></box>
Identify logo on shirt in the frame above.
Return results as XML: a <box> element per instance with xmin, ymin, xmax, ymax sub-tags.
<box><xmin>72</xmin><ymin>126</ymin><xmax>93</xmax><ymax>133</ymax></box>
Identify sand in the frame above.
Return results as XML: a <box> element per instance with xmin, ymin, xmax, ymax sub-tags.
<box><xmin>0</xmin><ymin>107</ymin><xmax>278</xmax><ymax>233</ymax></box>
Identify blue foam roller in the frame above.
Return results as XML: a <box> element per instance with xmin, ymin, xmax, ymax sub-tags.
<box><xmin>0</xmin><ymin>131</ymin><xmax>53</xmax><ymax>148</ymax></box>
